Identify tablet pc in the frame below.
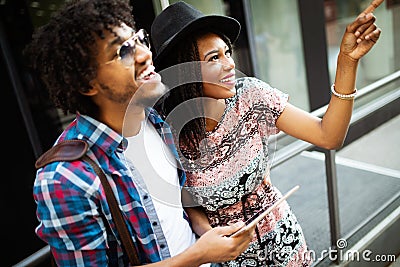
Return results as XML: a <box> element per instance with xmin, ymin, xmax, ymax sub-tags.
<box><xmin>230</xmin><ymin>185</ymin><xmax>300</xmax><ymax>237</ymax></box>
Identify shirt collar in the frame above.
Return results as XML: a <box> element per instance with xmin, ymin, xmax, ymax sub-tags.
<box><xmin>76</xmin><ymin>113</ymin><xmax>125</xmax><ymax>156</ymax></box>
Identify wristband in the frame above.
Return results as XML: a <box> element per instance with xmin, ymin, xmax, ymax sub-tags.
<box><xmin>331</xmin><ymin>83</ymin><xmax>357</xmax><ymax>100</ymax></box>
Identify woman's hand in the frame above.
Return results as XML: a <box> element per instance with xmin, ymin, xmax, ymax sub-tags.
<box><xmin>340</xmin><ymin>0</ymin><xmax>383</xmax><ymax>61</ymax></box>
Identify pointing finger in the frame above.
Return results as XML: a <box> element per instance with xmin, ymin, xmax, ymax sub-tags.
<box><xmin>363</xmin><ymin>0</ymin><xmax>384</xmax><ymax>14</ymax></box>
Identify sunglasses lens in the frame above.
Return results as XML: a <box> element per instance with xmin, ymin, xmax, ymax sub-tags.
<box><xmin>119</xmin><ymin>43</ymin><xmax>135</xmax><ymax>66</ymax></box>
<box><xmin>137</xmin><ymin>31</ymin><xmax>150</xmax><ymax>49</ymax></box>
<box><xmin>112</xmin><ymin>29</ymin><xmax>150</xmax><ymax>67</ymax></box>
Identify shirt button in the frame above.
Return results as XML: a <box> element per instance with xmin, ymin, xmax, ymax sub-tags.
<box><xmin>143</xmin><ymin>195</ymin><xmax>148</xmax><ymax>200</ymax></box>
<box><xmin>152</xmin><ymin>221</ymin><xmax>158</xmax><ymax>226</ymax></box>
<box><xmin>160</xmin><ymin>244</ymin><xmax>166</xmax><ymax>249</ymax></box>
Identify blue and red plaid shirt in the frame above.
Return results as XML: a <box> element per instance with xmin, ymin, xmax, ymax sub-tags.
<box><xmin>33</xmin><ymin>108</ymin><xmax>187</xmax><ymax>266</ymax></box>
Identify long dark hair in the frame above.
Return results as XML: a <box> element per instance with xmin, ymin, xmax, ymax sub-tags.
<box><xmin>155</xmin><ymin>30</ymin><xmax>232</xmax><ymax>160</ymax></box>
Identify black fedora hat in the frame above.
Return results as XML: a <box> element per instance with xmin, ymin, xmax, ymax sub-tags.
<box><xmin>151</xmin><ymin>1</ymin><xmax>241</xmax><ymax>66</ymax></box>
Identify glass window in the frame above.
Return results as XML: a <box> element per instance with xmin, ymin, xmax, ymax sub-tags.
<box><xmin>27</xmin><ymin>0</ymin><xmax>66</xmax><ymax>28</ymax></box>
<box><xmin>248</xmin><ymin>0</ymin><xmax>309</xmax><ymax>111</ymax></box>
<box><xmin>325</xmin><ymin>0</ymin><xmax>400</xmax><ymax>88</ymax></box>
<box><xmin>169</xmin><ymin>0</ymin><xmax>225</xmax><ymax>15</ymax></box>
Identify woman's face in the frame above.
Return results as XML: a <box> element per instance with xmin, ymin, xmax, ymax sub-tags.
<box><xmin>196</xmin><ymin>32</ymin><xmax>236</xmax><ymax>99</ymax></box>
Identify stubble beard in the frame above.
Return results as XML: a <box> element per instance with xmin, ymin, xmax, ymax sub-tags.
<box><xmin>132</xmin><ymin>81</ymin><xmax>169</xmax><ymax>108</ymax></box>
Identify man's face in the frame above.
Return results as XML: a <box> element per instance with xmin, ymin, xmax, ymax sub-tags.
<box><xmin>91</xmin><ymin>24</ymin><xmax>167</xmax><ymax>109</ymax></box>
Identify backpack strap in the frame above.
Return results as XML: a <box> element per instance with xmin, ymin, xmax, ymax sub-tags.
<box><xmin>35</xmin><ymin>139</ymin><xmax>88</xmax><ymax>168</ymax></box>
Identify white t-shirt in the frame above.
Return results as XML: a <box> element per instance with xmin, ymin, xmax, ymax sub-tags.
<box><xmin>125</xmin><ymin>121</ymin><xmax>200</xmax><ymax>258</ymax></box>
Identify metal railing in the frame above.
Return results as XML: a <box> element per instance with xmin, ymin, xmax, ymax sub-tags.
<box><xmin>13</xmin><ymin>70</ymin><xmax>400</xmax><ymax>267</ymax></box>
<box><xmin>272</xmin><ymin>70</ymin><xmax>400</xmax><ymax>265</ymax></box>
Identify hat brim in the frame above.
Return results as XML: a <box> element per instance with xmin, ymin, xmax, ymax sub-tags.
<box><xmin>153</xmin><ymin>15</ymin><xmax>240</xmax><ymax>66</ymax></box>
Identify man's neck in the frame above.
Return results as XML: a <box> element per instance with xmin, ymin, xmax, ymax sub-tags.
<box><xmin>121</xmin><ymin>107</ymin><xmax>146</xmax><ymax>137</ymax></box>
<box><xmin>96</xmin><ymin>106</ymin><xmax>145</xmax><ymax>137</ymax></box>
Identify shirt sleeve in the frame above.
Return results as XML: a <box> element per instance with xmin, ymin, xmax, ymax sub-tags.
<box><xmin>33</xmin><ymin>161</ymin><xmax>109</xmax><ymax>266</ymax></box>
<box><xmin>236</xmin><ymin>77</ymin><xmax>289</xmax><ymax>136</ymax></box>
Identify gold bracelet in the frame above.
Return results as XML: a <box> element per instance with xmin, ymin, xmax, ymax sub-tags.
<box><xmin>331</xmin><ymin>84</ymin><xmax>357</xmax><ymax>100</ymax></box>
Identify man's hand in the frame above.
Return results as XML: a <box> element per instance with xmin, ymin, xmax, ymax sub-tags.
<box><xmin>194</xmin><ymin>221</ymin><xmax>255</xmax><ymax>263</ymax></box>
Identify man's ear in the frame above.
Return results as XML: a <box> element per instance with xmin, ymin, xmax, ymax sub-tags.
<box><xmin>81</xmin><ymin>80</ymin><xmax>99</xmax><ymax>96</ymax></box>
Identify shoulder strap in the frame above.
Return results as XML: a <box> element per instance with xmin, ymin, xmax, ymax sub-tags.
<box><xmin>35</xmin><ymin>140</ymin><xmax>88</xmax><ymax>168</ymax></box>
<box><xmin>35</xmin><ymin>140</ymin><xmax>140</xmax><ymax>265</ymax></box>
<box><xmin>81</xmin><ymin>154</ymin><xmax>140</xmax><ymax>265</ymax></box>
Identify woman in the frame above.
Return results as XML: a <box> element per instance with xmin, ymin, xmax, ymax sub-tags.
<box><xmin>151</xmin><ymin>1</ymin><xmax>381</xmax><ymax>266</ymax></box>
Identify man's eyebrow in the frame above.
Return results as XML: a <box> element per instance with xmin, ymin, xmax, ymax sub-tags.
<box><xmin>108</xmin><ymin>36</ymin><xmax>123</xmax><ymax>48</ymax></box>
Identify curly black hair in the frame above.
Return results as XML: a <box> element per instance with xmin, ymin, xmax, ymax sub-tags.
<box><xmin>24</xmin><ymin>0</ymin><xmax>135</xmax><ymax>117</ymax></box>
<box><xmin>154</xmin><ymin>29</ymin><xmax>232</xmax><ymax>160</ymax></box>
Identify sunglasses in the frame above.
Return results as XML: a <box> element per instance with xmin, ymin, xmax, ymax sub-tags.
<box><xmin>103</xmin><ymin>29</ymin><xmax>151</xmax><ymax>67</ymax></box>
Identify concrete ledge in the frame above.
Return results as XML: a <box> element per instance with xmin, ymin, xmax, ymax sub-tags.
<box><xmin>331</xmin><ymin>205</ymin><xmax>400</xmax><ymax>267</ymax></box>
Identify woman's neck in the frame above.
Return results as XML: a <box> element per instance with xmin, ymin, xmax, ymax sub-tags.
<box><xmin>204</xmin><ymin>98</ymin><xmax>226</xmax><ymax>132</ymax></box>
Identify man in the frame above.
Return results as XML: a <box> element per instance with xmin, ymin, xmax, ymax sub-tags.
<box><xmin>25</xmin><ymin>0</ymin><xmax>253</xmax><ymax>266</ymax></box>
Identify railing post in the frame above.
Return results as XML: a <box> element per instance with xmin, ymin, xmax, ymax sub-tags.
<box><xmin>324</xmin><ymin>149</ymin><xmax>341</xmax><ymax>264</ymax></box>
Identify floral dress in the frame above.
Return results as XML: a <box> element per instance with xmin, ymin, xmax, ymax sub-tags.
<box><xmin>183</xmin><ymin>77</ymin><xmax>312</xmax><ymax>266</ymax></box>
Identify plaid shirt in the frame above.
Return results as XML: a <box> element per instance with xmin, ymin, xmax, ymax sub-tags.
<box><xmin>33</xmin><ymin>108</ymin><xmax>186</xmax><ymax>266</ymax></box>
